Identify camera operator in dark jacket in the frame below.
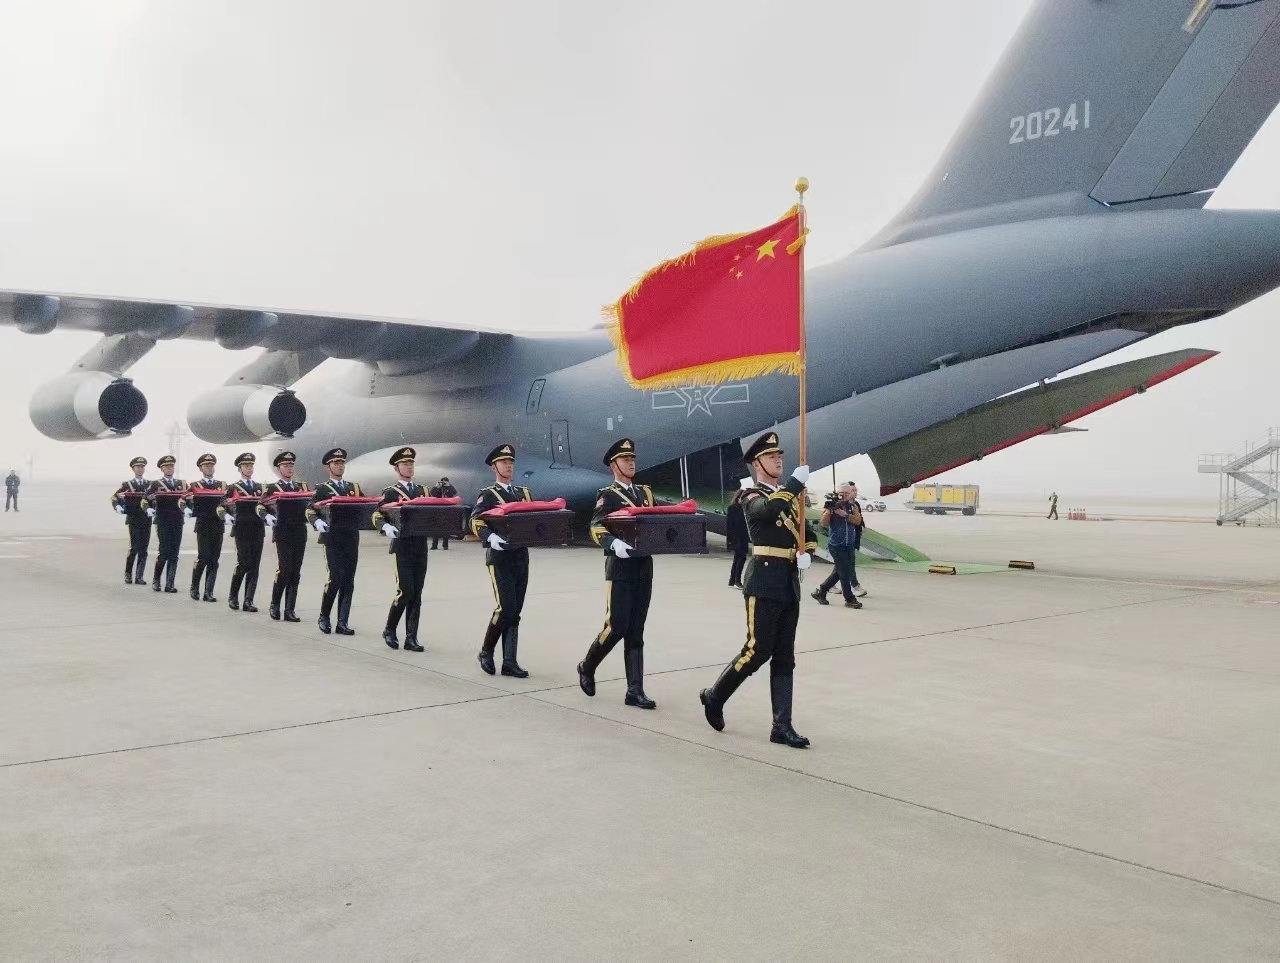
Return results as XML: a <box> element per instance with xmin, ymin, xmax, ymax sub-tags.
<box><xmin>429</xmin><ymin>476</ymin><xmax>458</xmax><ymax>549</ymax></box>
<box><xmin>811</xmin><ymin>482</ymin><xmax>865</xmax><ymax>609</ymax></box>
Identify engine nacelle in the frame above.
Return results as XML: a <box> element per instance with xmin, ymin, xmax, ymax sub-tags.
<box><xmin>187</xmin><ymin>385</ymin><xmax>307</xmax><ymax>444</ymax></box>
<box><xmin>29</xmin><ymin>372</ymin><xmax>148</xmax><ymax>441</ymax></box>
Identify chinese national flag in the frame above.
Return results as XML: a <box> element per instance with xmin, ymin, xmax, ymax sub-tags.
<box><xmin>604</xmin><ymin>207</ymin><xmax>805</xmax><ymax>390</ymax></box>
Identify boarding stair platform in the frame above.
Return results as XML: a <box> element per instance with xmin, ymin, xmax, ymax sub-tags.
<box><xmin>1198</xmin><ymin>428</ymin><xmax>1280</xmax><ymax>526</ymax></box>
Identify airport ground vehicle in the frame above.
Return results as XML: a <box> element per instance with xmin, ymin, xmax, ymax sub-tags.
<box><xmin>910</xmin><ymin>484</ymin><xmax>979</xmax><ymax>516</ymax></box>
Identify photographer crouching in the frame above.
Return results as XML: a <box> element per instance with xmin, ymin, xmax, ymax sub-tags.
<box><xmin>811</xmin><ymin>482</ymin><xmax>865</xmax><ymax>609</ymax></box>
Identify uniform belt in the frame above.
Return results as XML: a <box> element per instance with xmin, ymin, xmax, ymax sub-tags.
<box><xmin>752</xmin><ymin>546</ymin><xmax>796</xmax><ymax>560</ymax></box>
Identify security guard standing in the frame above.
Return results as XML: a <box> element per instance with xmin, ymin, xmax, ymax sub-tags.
<box><xmin>577</xmin><ymin>438</ymin><xmax>661</xmax><ymax>709</ymax></box>
<box><xmin>257</xmin><ymin>451</ymin><xmax>310</xmax><ymax>622</ymax></box>
<box><xmin>183</xmin><ymin>453</ymin><xmax>226</xmax><ymax>602</ymax></box>
<box><xmin>111</xmin><ymin>456</ymin><xmax>152</xmax><ymax>585</ymax></box>
<box><xmin>699</xmin><ymin>431</ymin><xmax>816</xmax><ymax>748</ymax></box>
<box><xmin>225</xmin><ymin>452</ymin><xmax>266</xmax><ymax>613</ymax></box>
<box><xmin>371</xmin><ymin>446</ymin><xmax>428</xmax><ymax>652</ymax></box>
<box><xmin>142</xmin><ymin>455</ymin><xmax>186</xmax><ymax>593</ymax></box>
<box><xmin>305</xmin><ymin>447</ymin><xmax>363</xmax><ymax>636</ymax></box>
<box><xmin>469</xmin><ymin>443</ymin><xmax>532</xmax><ymax>677</ymax></box>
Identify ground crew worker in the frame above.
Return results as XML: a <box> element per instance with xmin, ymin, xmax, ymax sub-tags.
<box><xmin>257</xmin><ymin>451</ymin><xmax>309</xmax><ymax>622</ymax></box>
<box><xmin>183</xmin><ymin>453</ymin><xmax>226</xmax><ymax>602</ymax></box>
<box><xmin>142</xmin><ymin>455</ymin><xmax>186</xmax><ymax>593</ymax></box>
<box><xmin>111</xmin><ymin>456</ymin><xmax>151</xmax><ymax>585</ymax></box>
<box><xmin>429</xmin><ymin>476</ymin><xmax>458</xmax><ymax>550</ymax></box>
<box><xmin>305</xmin><ymin>448</ymin><xmax>363</xmax><ymax>636</ymax></box>
<box><xmin>4</xmin><ymin>469</ymin><xmax>19</xmax><ymax>511</ymax></box>
<box><xmin>372</xmin><ymin>446</ymin><xmax>428</xmax><ymax>652</ymax></box>
<box><xmin>224</xmin><ymin>452</ymin><xmax>266</xmax><ymax>612</ymax></box>
<box><xmin>577</xmin><ymin>438</ymin><xmax>662</xmax><ymax>709</ymax></box>
<box><xmin>1048</xmin><ymin>491</ymin><xmax>1059</xmax><ymax>520</ymax></box>
<box><xmin>699</xmin><ymin>431</ymin><xmax>816</xmax><ymax>748</ymax></box>
<box><xmin>470</xmin><ymin>443</ymin><xmax>532</xmax><ymax>678</ymax></box>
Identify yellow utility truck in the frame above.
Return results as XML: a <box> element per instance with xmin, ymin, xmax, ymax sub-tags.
<box><xmin>910</xmin><ymin>483</ymin><xmax>980</xmax><ymax>516</ymax></box>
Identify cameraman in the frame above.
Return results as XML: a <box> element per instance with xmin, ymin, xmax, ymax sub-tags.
<box><xmin>429</xmin><ymin>476</ymin><xmax>459</xmax><ymax>549</ymax></box>
<box><xmin>811</xmin><ymin>482</ymin><xmax>864</xmax><ymax>609</ymax></box>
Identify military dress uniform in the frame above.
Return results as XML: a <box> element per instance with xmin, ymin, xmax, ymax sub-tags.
<box><xmin>700</xmin><ymin>431</ymin><xmax>817</xmax><ymax>748</ymax></box>
<box><xmin>256</xmin><ymin>451</ymin><xmax>310</xmax><ymax>622</ymax></box>
<box><xmin>225</xmin><ymin>452</ymin><xmax>266</xmax><ymax>612</ymax></box>
<box><xmin>577</xmin><ymin>438</ymin><xmax>662</xmax><ymax>709</ymax></box>
<box><xmin>371</xmin><ymin>446</ymin><xmax>428</xmax><ymax>652</ymax></box>
<box><xmin>111</xmin><ymin>456</ymin><xmax>152</xmax><ymax>585</ymax></box>
<box><xmin>142</xmin><ymin>456</ymin><xmax>186</xmax><ymax>593</ymax></box>
<box><xmin>183</xmin><ymin>454</ymin><xmax>226</xmax><ymax>602</ymax></box>
<box><xmin>470</xmin><ymin>443</ymin><xmax>532</xmax><ymax>677</ymax></box>
<box><xmin>305</xmin><ymin>447</ymin><xmax>363</xmax><ymax>635</ymax></box>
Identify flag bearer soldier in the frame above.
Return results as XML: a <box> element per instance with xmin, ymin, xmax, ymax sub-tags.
<box><xmin>305</xmin><ymin>447</ymin><xmax>363</xmax><ymax>636</ymax></box>
<box><xmin>699</xmin><ymin>431</ymin><xmax>816</xmax><ymax>748</ymax></box>
<box><xmin>224</xmin><ymin>452</ymin><xmax>266</xmax><ymax>613</ymax></box>
<box><xmin>469</xmin><ymin>443</ymin><xmax>532</xmax><ymax>678</ymax></box>
<box><xmin>142</xmin><ymin>454</ymin><xmax>186</xmax><ymax>593</ymax></box>
<box><xmin>111</xmin><ymin>455</ymin><xmax>152</xmax><ymax>585</ymax></box>
<box><xmin>371</xmin><ymin>447</ymin><xmax>428</xmax><ymax>652</ymax></box>
<box><xmin>182</xmin><ymin>453</ymin><xmax>226</xmax><ymax>602</ymax></box>
<box><xmin>256</xmin><ymin>451</ymin><xmax>310</xmax><ymax>622</ymax></box>
<box><xmin>577</xmin><ymin>438</ymin><xmax>662</xmax><ymax>709</ymax></box>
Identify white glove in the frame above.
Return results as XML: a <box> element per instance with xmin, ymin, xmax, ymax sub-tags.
<box><xmin>382</xmin><ymin>523</ymin><xmax>399</xmax><ymax>538</ymax></box>
<box><xmin>486</xmin><ymin>532</ymin><xmax>507</xmax><ymax>551</ymax></box>
<box><xmin>739</xmin><ymin>477</ymin><xmax>754</xmax><ymax>490</ymax></box>
<box><xmin>183</xmin><ymin>507</ymin><xmax>194</xmax><ymax>520</ymax></box>
<box><xmin>313</xmin><ymin>519</ymin><xmax>329</xmax><ymax>534</ymax></box>
<box><xmin>114</xmin><ymin>504</ymin><xmax>125</xmax><ymax>515</ymax></box>
<box><xmin>611</xmin><ymin>539</ymin><xmax>633</xmax><ymax>559</ymax></box>
<box><xmin>796</xmin><ymin>552</ymin><xmax>812</xmax><ymax>570</ymax></box>
<box><xmin>791</xmin><ymin>465</ymin><xmax>810</xmax><ymax>485</ymax></box>
<box><xmin>145</xmin><ymin>508</ymin><xmax>156</xmax><ymax>520</ymax></box>
<box><xmin>264</xmin><ymin>514</ymin><xmax>276</xmax><ymax>528</ymax></box>
<box><xmin>224</xmin><ymin>513</ymin><xmax>235</xmax><ymax>525</ymax></box>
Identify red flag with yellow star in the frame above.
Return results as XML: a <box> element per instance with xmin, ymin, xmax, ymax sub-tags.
<box><xmin>604</xmin><ymin>207</ymin><xmax>806</xmax><ymax>390</ymax></box>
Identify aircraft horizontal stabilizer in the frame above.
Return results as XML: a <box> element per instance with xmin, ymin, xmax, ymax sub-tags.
<box><xmin>871</xmin><ymin>349</ymin><xmax>1216</xmax><ymax>495</ymax></box>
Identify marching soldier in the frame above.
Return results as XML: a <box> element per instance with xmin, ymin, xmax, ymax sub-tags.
<box><xmin>371</xmin><ymin>446</ymin><xmax>428</xmax><ymax>652</ymax></box>
<box><xmin>305</xmin><ymin>447</ymin><xmax>363</xmax><ymax>636</ymax></box>
<box><xmin>224</xmin><ymin>452</ymin><xmax>266</xmax><ymax>612</ymax></box>
<box><xmin>111</xmin><ymin>456</ymin><xmax>152</xmax><ymax>585</ymax></box>
<box><xmin>142</xmin><ymin>454</ymin><xmax>186</xmax><ymax>593</ymax></box>
<box><xmin>182</xmin><ymin>453</ymin><xmax>226</xmax><ymax>602</ymax></box>
<box><xmin>469</xmin><ymin>443</ymin><xmax>532</xmax><ymax>677</ymax></box>
<box><xmin>699</xmin><ymin>431</ymin><xmax>816</xmax><ymax>748</ymax></box>
<box><xmin>577</xmin><ymin>438</ymin><xmax>662</xmax><ymax>709</ymax></box>
<box><xmin>257</xmin><ymin>451</ymin><xmax>310</xmax><ymax>622</ymax></box>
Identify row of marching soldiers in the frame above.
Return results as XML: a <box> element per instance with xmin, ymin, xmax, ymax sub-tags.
<box><xmin>110</xmin><ymin>429</ymin><xmax>817</xmax><ymax>748</ymax></box>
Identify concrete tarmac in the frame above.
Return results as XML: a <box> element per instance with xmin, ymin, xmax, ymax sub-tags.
<box><xmin>2</xmin><ymin>491</ymin><xmax>1279</xmax><ymax>960</ymax></box>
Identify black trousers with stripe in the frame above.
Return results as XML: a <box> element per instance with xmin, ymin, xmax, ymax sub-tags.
<box><xmin>387</xmin><ymin>537</ymin><xmax>429</xmax><ymax>635</ymax></box>
<box><xmin>271</xmin><ymin>526</ymin><xmax>308</xmax><ymax>610</ymax></box>
<box><xmin>486</xmin><ymin>548</ymin><xmax>529</xmax><ymax>634</ymax></box>
<box><xmin>584</xmin><ymin>576</ymin><xmax>652</xmax><ymax>669</ymax></box>
<box><xmin>724</xmin><ymin>594</ymin><xmax>798</xmax><ymax>686</ymax></box>
<box><xmin>320</xmin><ymin>529</ymin><xmax>360</xmax><ymax>620</ymax></box>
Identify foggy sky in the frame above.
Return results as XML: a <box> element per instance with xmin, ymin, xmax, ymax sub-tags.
<box><xmin>0</xmin><ymin>0</ymin><xmax>1276</xmax><ymax>496</ymax></box>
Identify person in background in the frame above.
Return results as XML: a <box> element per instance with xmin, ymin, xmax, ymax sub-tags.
<box><xmin>4</xmin><ymin>469</ymin><xmax>19</xmax><ymax>511</ymax></box>
<box><xmin>183</xmin><ymin>453</ymin><xmax>226</xmax><ymax>603</ymax></box>
<box><xmin>1048</xmin><ymin>491</ymin><xmax>1059</xmax><ymax>520</ymax></box>
<box><xmin>257</xmin><ymin>451</ymin><xmax>310</xmax><ymax>623</ymax></box>
<box><xmin>725</xmin><ymin>477</ymin><xmax>752</xmax><ymax>589</ymax></box>
<box><xmin>811</xmin><ymin>482</ymin><xmax>865</xmax><ymax>608</ymax></box>
<box><xmin>142</xmin><ymin>455</ymin><xmax>185</xmax><ymax>593</ymax></box>
<box><xmin>429</xmin><ymin>475</ymin><xmax>458</xmax><ymax>549</ymax></box>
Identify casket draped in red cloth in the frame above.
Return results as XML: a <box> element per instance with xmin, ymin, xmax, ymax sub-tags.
<box><xmin>312</xmin><ymin>495</ymin><xmax>382</xmax><ymax>507</ymax></box>
<box><xmin>480</xmin><ymin>498</ymin><xmax>567</xmax><ymax>516</ymax></box>
<box><xmin>390</xmin><ymin>496</ymin><xmax>462</xmax><ymax>506</ymax></box>
<box><xmin>606</xmin><ymin>499</ymin><xmax>699</xmax><ymax>518</ymax></box>
<box><xmin>149</xmin><ymin>488</ymin><xmax>190</xmax><ymax>498</ymax></box>
<box><xmin>260</xmin><ymin>490</ymin><xmax>314</xmax><ymax>504</ymax></box>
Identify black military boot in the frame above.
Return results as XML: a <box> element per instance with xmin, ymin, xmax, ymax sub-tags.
<box><xmin>135</xmin><ymin>553</ymin><xmax>148</xmax><ymax>586</ymax></box>
<box><xmin>623</xmin><ymin>647</ymin><xmax>656</xmax><ymax>709</ymax></box>
<box><xmin>403</xmin><ymin>605</ymin><xmax>424</xmax><ymax>652</ymax></box>
<box><xmin>202</xmin><ymin>561</ymin><xmax>218</xmax><ymax>603</ymax></box>
<box><xmin>227</xmin><ymin>572</ymin><xmax>242</xmax><ymax>610</ymax></box>
<box><xmin>283</xmin><ymin>582</ymin><xmax>300</xmax><ymax>622</ymax></box>
<box><xmin>317</xmin><ymin>612</ymin><xmax>332</xmax><ymax>634</ymax></box>
<box><xmin>190</xmin><ymin>562</ymin><xmax>204</xmax><ymax>601</ymax></box>
<box><xmin>242</xmin><ymin>573</ymin><xmax>259</xmax><ymax>613</ymax></box>
<box><xmin>769</xmin><ymin>673</ymin><xmax>810</xmax><ymax>748</ymax></box>
<box><xmin>125</xmin><ymin>555</ymin><xmax>135</xmax><ymax>584</ymax></box>
<box><xmin>500</xmin><ymin>625</ymin><xmax>528</xmax><ymax>678</ymax></box>
<box><xmin>699</xmin><ymin>664</ymin><xmax>745</xmax><ymax>732</ymax></box>
<box><xmin>477</xmin><ymin>622</ymin><xmax>500</xmax><ymax>675</ymax></box>
<box><xmin>152</xmin><ymin>559</ymin><xmax>163</xmax><ymax>592</ymax></box>
<box><xmin>382</xmin><ymin>608</ymin><xmax>400</xmax><ymax>649</ymax></box>
<box><xmin>269</xmin><ymin>581</ymin><xmax>283</xmax><ymax>620</ymax></box>
<box><xmin>163</xmin><ymin>563</ymin><xmax>179</xmax><ymax>594</ymax></box>
<box><xmin>335</xmin><ymin>595</ymin><xmax>354</xmax><ymax>635</ymax></box>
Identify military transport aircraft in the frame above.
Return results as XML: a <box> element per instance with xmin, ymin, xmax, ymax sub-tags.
<box><xmin>5</xmin><ymin>0</ymin><xmax>1280</xmax><ymax>510</ymax></box>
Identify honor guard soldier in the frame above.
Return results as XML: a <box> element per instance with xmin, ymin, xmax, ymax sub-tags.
<box><xmin>469</xmin><ymin>443</ymin><xmax>532</xmax><ymax>677</ymax></box>
<box><xmin>577</xmin><ymin>438</ymin><xmax>663</xmax><ymax>709</ymax></box>
<box><xmin>699</xmin><ymin>431</ymin><xmax>816</xmax><ymax>748</ymax></box>
<box><xmin>224</xmin><ymin>452</ymin><xmax>266</xmax><ymax>612</ymax></box>
<box><xmin>305</xmin><ymin>447</ymin><xmax>363</xmax><ymax>636</ymax></box>
<box><xmin>371</xmin><ymin>447</ymin><xmax>428</xmax><ymax>652</ymax></box>
<box><xmin>257</xmin><ymin>451</ymin><xmax>310</xmax><ymax>622</ymax></box>
<box><xmin>183</xmin><ymin>453</ymin><xmax>226</xmax><ymax>602</ymax></box>
<box><xmin>111</xmin><ymin>456</ymin><xmax>152</xmax><ymax>585</ymax></box>
<box><xmin>142</xmin><ymin>455</ymin><xmax>186</xmax><ymax>593</ymax></box>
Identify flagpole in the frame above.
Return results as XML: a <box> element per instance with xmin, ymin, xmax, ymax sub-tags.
<box><xmin>795</xmin><ymin>177</ymin><xmax>809</xmax><ymax>560</ymax></box>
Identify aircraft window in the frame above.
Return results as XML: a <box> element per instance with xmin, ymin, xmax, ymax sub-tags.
<box><xmin>526</xmin><ymin>379</ymin><xmax>546</xmax><ymax>414</ymax></box>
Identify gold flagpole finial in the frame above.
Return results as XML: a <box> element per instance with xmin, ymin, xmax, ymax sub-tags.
<box><xmin>795</xmin><ymin>176</ymin><xmax>809</xmax><ymax>199</ymax></box>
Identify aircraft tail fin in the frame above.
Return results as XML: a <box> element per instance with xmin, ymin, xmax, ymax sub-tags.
<box><xmin>868</xmin><ymin>0</ymin><xmax>1280</xmax><ymax>248</ymax></box>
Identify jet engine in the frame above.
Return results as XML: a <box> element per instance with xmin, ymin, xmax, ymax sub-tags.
<box><xmin>28</xmin><ymin>372</ymin><xmax>149</xmax><ymax>441</ymax></box>
<box><xmin>186</xmin><ymin>385</ymin><xmax>307</xmax><ymax>444</ymax></box>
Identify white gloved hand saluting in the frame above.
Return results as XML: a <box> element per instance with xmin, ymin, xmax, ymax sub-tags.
<box><xmin>313</xmin><ymin>519</ymin><xmax>329</xmax><ymax>534</ymax></box>
<box><xmin>791</xmin><ymin>464</ymin><xmax>810</xmax><ymax>485</ymax></box>
<box><xmin>486</xmin><ymin>532</ymin><xmax>507</xmax><ymax>551</ymax></box>
<box><xmin>796</xmin><ymin>552</ymin><xmax>812</xmax><ymax>570</ymax></box>
<box><xmin>145</xmin><ymin>508</ymin><xmax>156</xmax><ymax>520</ymax></box>
<box><xmin>263</xmin><ymin>514</ymin><xmax>276</xmax><ymax>528</ymax></box>
<box><xmin>381</xmin><ymin>523</ymin><xmax>399</xmax><ymax>538</ymax></box>
<box><xmin>611</xmin><ymin>539</ymin><xmax>634</xmax><ymax>559</ymax></box>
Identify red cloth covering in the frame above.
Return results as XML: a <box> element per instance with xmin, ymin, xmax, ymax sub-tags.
<box><xmin>389</xmin><ymin>496</ymin><xmax>463</xmax><ymax>506</ymax></box>
<box><xmin>189</xmin><ymin>490</ymin><xmax>227</xmax><ymax>497</ymax></box>
<box><xmin>261</xmin><ymin>490</ymin><xmax>313</xmax><ymax>504</ymax></box>
<box><xmin>607</xmin><ymin>499</ymin><xmax>699</xmax><ymax>518</ymax></box>
<box><xmin>481</xmin><ymin>498</ymin><xmax>568</xmax><ymax>517</ymax></box>
<box><xmin>149</xmin><ymin>488</ymin><xmax>190</xmax><ymax>498</ymax></box>
<box><xmin>228</xmin><ymin>492</ymin><xmax>262</xmax><ymax>503</ymax></box>
<box><xmin>312</xmin><ymin>495</ymin><xmax>381</xmax><ymax>507</ymax></box>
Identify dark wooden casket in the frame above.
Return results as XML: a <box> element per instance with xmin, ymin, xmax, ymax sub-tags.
<box><xmin>317</xmin><ymin>496</ymin><xmax>380</xmax><ymax>531</ymax></box>
<box><xmin>264</xmin><ymin>491</ymin><xmax>312</xmax><ymax>524</ymax></box>
<box><xmin>382</xmin><ymin>503</ymin><xmax>471</xmax><ymax>538</ymax></box>
<box><xmin>604</xmin><ymin>512</ymin><xmax>707</xmax><ymax>555</ymax></box>
<box><xmin>188</xmin><ymin>490</ymin><xmax>228</xmax><ymax>521</ymax></box>
<box><xmin>483</xmin><ymin>508</ymin><xmax>575</xmax><ymax>548</ymax></box>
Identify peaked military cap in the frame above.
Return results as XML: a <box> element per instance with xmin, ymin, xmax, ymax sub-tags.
<box><xmin>743</xmin><ymin>431</ymin><xmax>784</xmax><ymax>464</ymax></box>
<box><xmin>234</xmin><ymin>452</ymin><xmax>256</xmax><ymax>468</ymax></box>
<box><xmin>129</xmin><ymin>456</ymin><xmax>148</xmax><ymax>468</ymax></box>
<box><xmin>603</xmin><ymin>437</ymin><xmax>636</xmax><ymax>465</ymax></box>
<box><xmin>322</xmin><ymin>447</ymin><xmax>347</xmax><ymax>465</ymax></box>
<box><xmin>196</xmin><ymin>453</ymin><xmax>216</xmax><ymax>468</ymax></box>
<box><xmin>389</xmin><ymin>446</ymin><xmax>416</xmax><ymax>466</ymax></box>
<box><xmin>157</xmin><ymin>454</ymin><xmax>176</xmax><ymax>468</ymax></box>
<box><xmin>485</xmin><ymin>443</ymin><xmax>515</xmax><ymax>466</ymax></box>
<box><xmin>273</xmin><ymin>451</ymin><xmax>296</xmax><ymax>467</ymax></box>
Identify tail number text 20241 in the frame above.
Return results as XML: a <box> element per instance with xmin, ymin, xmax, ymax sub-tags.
<box><xmin>1009</xmin><ymin>101</ymin><xmax>1089</xmax><ymax>144</ymax></box>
